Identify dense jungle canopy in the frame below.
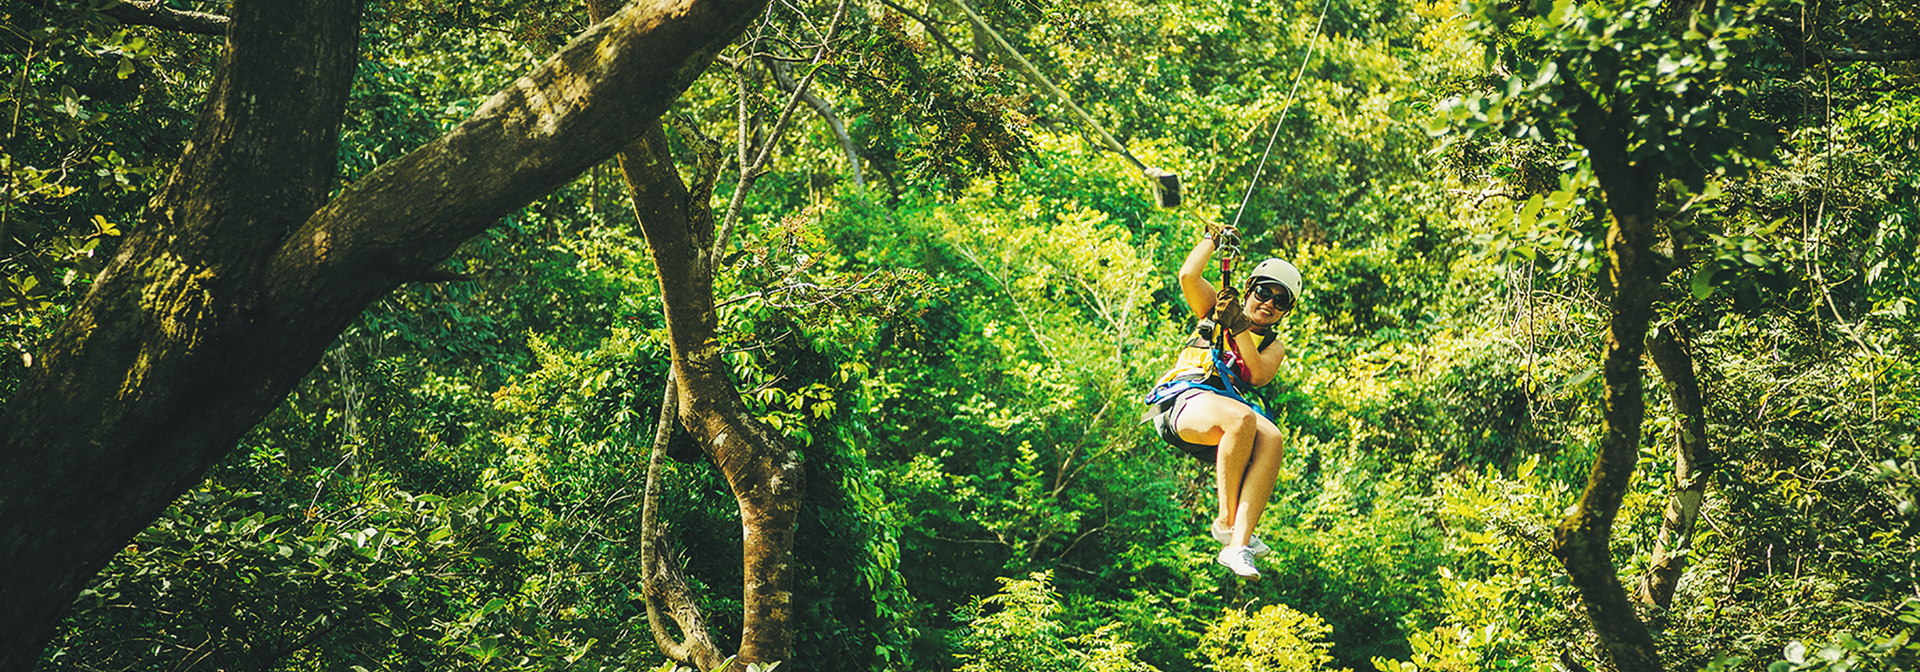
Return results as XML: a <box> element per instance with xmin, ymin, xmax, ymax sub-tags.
<box><xmin>1</xmin><ymin>0</ymin><xmax>1916</xmax><ymax>669</ymax></box>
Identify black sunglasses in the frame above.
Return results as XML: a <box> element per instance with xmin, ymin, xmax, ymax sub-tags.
<box><xmin>1249</xmin><ymin>283</ymin><xmax>1294</xmax><ymax>310</ymax></box>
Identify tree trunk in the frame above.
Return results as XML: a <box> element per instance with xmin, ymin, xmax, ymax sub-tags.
<box><xmin>614</xmin><ymin>119</ymin><xmax>805</xmax><ymax>665</ymax></box>
<box><xmin>586</xmin><ymin>0</ymin><xmax>806</xmax><ymax>657</ymax></box>
<box><xmin>1638</xmin><ymin>327</ymin><xmax>1715</xmax><ymax>609</ymax></box>
<box><xmin>1548</xmin><ymin>78</ymin><xmax>1666</xmax><ymax>672</ymax></box>
<box><xmin>0</xmin><ymin>0</ymin><xmax>767</xmax><ymax>666</ymax></box>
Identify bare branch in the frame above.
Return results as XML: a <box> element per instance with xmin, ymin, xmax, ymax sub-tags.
<box><xmin>765</xmin><ymin>59</ymin><xmax>864</xmax><ymax>188</ymax></box>
<box><xmin>713</xmin><ymin>0</ymin><xmax>850</xmax><ymax>255</ymax></box>
<box><xmin>99</xmin><ymin>0</ymin><xmax>230</xmax><ymax>35</ymax></box>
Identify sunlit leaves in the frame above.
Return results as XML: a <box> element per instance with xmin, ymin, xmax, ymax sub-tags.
<box><xmin>955</xmin><ymin>571</ymin><xmax>1162</xmax><ymax>672</ymax></box>
<box><xmin>1439</xmin><ymin>0</ymin><xmax>1774</xmax><ymax>190</ymax></box>
<box><xmin>1195</xmin><ymin>603</ymin><xmax>1337</xmax><ymax>672</ymax></box>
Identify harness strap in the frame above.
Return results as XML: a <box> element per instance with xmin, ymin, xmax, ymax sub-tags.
<box><xmin>1141</xmin><ymin>362</ymin><xmax>1270</xmax><ymax>421</ymax></box>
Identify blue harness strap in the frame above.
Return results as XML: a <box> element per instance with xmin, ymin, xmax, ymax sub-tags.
<box><xmin>1141</xmin><ymin>345</ymin><xmax>1270</xmax><ymax>420</ymax></box>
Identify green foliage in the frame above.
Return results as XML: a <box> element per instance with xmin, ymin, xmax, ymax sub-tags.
<box><xmin>954</xmin><ymin>572</ymin><xmax>1161</xmax><ymax>672</ymax></box>
<box><xmin>1195</xmin><ymin>603</ymin><xmax>1344</xmax><ymax>672</ymax></box>
<box><xmin>45</xmin><ymin>473</ymin><xmax>538</xmax><ymax>669</ymax></box>
<box><xmin>1768</xmin><ymin>600</ymin><xmax>1920</xmax><ymax>672</ymax></box>
<box><xmin>1441</xmin><ymin>0</ymin><xmax>1775</xmax><ymax>188</ymax></box>
<box><xmin>18</xmin><ymin>0</ymin><xmax>1920</xmax><ymax>669</ymax></box>
<box><xmin>1</xmin><ymin>0</ymin><xmax>204</xmax><ymax>341</ymax></box>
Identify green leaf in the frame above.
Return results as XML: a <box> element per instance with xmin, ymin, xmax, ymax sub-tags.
<box><xmin>1547</xmin><ymin>0</ymin><xmax>1573</xmax><ymax>23</ymax></box>
<box><xmin>1518</xmin><ymin>194</ymin><xmax>1545</xmax><ymax>227</ymax></box>
<box><xmin>1691</xmin><ymin>266</ymin><xmax>1718</xmax><ymax>300</ymax></box>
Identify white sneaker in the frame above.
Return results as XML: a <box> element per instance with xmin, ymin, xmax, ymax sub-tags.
<box><xmin>1211</xmin><ymin>525</ymin><xmax>1272</xmax><ymax>557</ymax></box>
<box><xmin>1216</xmin><ymin>545</ymin><xmax>1262</xmax><ymax>580</ymax></box>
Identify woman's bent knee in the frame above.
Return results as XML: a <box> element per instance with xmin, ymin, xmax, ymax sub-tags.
<box><xmin>1213</xmin><ymin>410</ymin><xmax>1260</xmax><ymax>444</ymax></box>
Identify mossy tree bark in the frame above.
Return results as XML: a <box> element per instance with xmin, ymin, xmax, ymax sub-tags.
<box><xmin>611</xmin><ymin>119</ymin><xmax>805</xmax><ymax>666</ymax></box>
<box><xmin>1548</xmin><ymin>75</ymin><xmax>1670</xmax><ymax>672</ymax></box>
<box><xmin>0</xmin><ymin>0</ymin><xmax>767</xmax><ymax>667</ymax></box>
<box><xmin>1639</xmin><ymin>327</ymin><xmax>1715</xmax><ymax>610</ymax></box>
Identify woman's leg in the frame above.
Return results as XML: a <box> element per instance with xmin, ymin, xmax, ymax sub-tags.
<box><xmin>1227</xmin><ymin>416</ymin><xmax>1286</xmax><ymax>547</ymax></box>
<box><xmin>1173</xmin><ymin>394</ymin><xmax>1261</xmax><ymax>537</ymax></box>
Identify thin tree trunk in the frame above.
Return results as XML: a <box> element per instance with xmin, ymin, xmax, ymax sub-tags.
<box><xmin>1639</xmin><ymin>327</ymin><xmax>1715</xmax><ymax>609</ymax></box>
<box><xmin>0</xmin><ymin>0</ymin><xmax>767</xmax><ymax>665</ymax></box>
<box><xmin>640</xmin><ymin>376</ymin><xmax>728</xmax><ymax>669</ymax></box>
<box><xmin>613</xmin><ymin>119</ymin><xmax>805</xmax><ymax>665</ymax></box>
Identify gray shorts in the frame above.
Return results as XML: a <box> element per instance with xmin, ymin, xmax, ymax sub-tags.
<box><xmin>1145</xmin><ymin>388</ymin><xmax>1219</xmax><ymax>463</ymax></box>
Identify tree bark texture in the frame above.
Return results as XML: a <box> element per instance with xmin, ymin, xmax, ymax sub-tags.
<box><xmin>604</xmin><ymin>114</ymin><xmax>802</xmax><ymax>664</ymax></box>
<box><xmin>1638</xmin><ymin>328</ymin><xmax>1715</xmax><ymax>609</ymax></box>
<box><xmin>1548</xmin><ymin>75</ymin><xmax>1666</xmax><ymax>672</ymax></box>
<box><xmin>0</xmin><ymin>0</ymin><xmax>768</xmax><ymax>666</ymax></box>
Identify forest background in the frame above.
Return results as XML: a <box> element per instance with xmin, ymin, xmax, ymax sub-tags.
<box><xmin>2</xmin><ymin>0</ymin><xmax>1916</xmax><ymax>669</ymax></box>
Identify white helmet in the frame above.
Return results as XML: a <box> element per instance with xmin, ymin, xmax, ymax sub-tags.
<box><xmin>1248</xmin><ymin>258</ymin><xmax>1303</xmax><ymax>304</ymax></box>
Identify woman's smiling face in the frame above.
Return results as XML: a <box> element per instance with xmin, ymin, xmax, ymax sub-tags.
<box><xmin>1243</xmin><ymin>283</ymin><xmax>1291</xmax><ymax>326</ymax></box>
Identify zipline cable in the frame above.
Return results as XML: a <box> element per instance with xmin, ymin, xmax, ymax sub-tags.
<box><xmin>950</xmin><ymin>0</ymin><xmax>1182</xmax><ymax>206</ymax></box>
<box><xmin>1229</xmin><ymin>0</ymin><xmax>1337</xmax><ymax>231</ymax></box>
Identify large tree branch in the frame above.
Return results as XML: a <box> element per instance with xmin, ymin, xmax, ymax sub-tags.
<box><xmin>0</xmin><ymin>0</ymin><xmax>769</xmax><ymax>666</ymax></box>
<box><xmin>0</xmin><ymin>0</ymin><xmax>363</xmax><ymax>663</ymax></box>
<box><xmin>100</xmin><ymin>0</ymin><xmax>230</xmax><ymax>35</ymax></box>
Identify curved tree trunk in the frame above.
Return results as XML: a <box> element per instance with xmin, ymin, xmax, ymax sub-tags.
<box><xmin>1638</xmin><ymin>327</ymin><xmax>1715</xmax><ymax>609</ymax></box>
<box><xmin>0</xmin><ymin>0</ymin><xmax>767</xmax><ymax>666</ymax></box>
<box><xmin>639</xmin><ymin>376</ymin><xmax>729</xmax><ymax>669</ymax></box>
<box><xmin>1548</xmin><ymin>78</ymin><xmax>1666</xmax><ymax>672</ymax></box>
<box><xmin>613</xmin><ymin>119</ymin><xmax>804</xmax><ymax>665</ymax></box>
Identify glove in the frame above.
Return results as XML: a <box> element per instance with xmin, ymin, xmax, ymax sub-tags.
<box><xmin>1212</xmin><ymin>292</ymin><xmax>1253</xmax><ymax>335</ymax></box>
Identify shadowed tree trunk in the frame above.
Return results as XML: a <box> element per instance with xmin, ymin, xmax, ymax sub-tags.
<box><xmin>1639</xmin><ymin>327</ymin><xmax>1715</xmax><ymax>609</ymax></box>
<box><xmin>638</xmin><ymin>375</ymin><xmax>729</xmax><ymax>669</ymax></box>
<box><xmin>0</xmin><ymin>0</ymin><xmax>768</xmax><ymax>666</ymax></box>
<box><xmin>1548</xmin><ymin>77</ymin><xmax>1668</xmax><ymax>672</ymax></box>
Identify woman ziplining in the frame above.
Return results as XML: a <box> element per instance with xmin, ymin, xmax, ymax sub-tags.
<box><xmin>946</xmin><ymin>0</ymin><xmax>1330</xmax><ymax>580</ymax></box>
<box><xmin>1137</xmin><ymin>0</ymin><xmax>1333</xmax><ymax>580</ymax></box>
<box><xmin>1141</xmin><ymin>226</ymin><xmax>1302</xmax><ymax>580</ymax></box>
